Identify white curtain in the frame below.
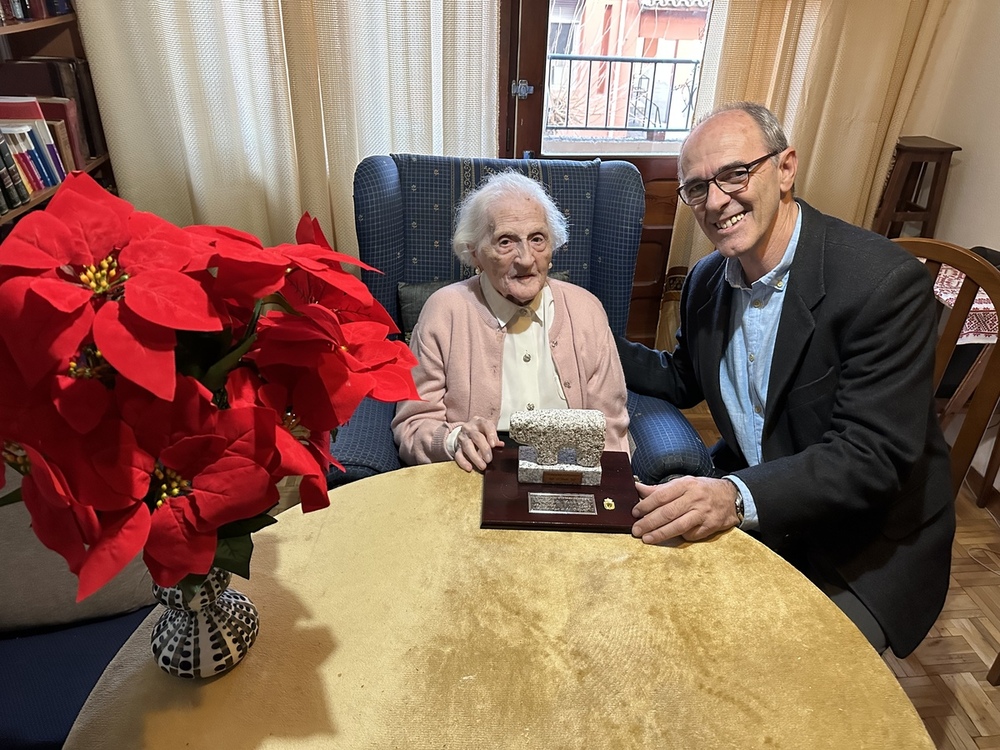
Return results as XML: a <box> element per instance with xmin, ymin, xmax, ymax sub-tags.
<box><xmin>656</xmin><ymin>0</ymin><xmax>951</xmax><ymax>349</ymax></box>
<box><xmin>74</xmin><ymin>0</ymin><xmax>499</xmax><ymax>255</ymax></box>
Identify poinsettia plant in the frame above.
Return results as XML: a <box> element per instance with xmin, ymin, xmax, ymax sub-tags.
<box><xmin>0</xmin><ymin>173</ymin><xmax>418</xmax><ymax>601</ymax></box>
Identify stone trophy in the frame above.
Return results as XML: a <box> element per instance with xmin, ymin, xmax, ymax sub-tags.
<box><xmin>508</xmin><ymin>408</ymin><xmax>605</xmax><ymax>486</ymax></box>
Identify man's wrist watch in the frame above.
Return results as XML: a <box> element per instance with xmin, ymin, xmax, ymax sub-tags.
<box><xmin>725</xmin><ymin>478</ymin><xmax>745</xmax><ymax>527</ymax></box>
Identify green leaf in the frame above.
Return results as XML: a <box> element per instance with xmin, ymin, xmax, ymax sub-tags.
<box><xmin>0</xmin><ymin>488</ymin><xmax>23</xmax><ymax>507</ymax></box>
<box><xmin>212</xmin><ymin>535</ymin><xmax>254</xmax><ymax>579</ymax></box>
<box><xmin>200</xmin><ymin>333</ymin><xmax>257</xmax><ymax>392</ymax></box>
<box><xmin>216</xmin><ymin>513</ymin><xmax>277</xmax><ymax>539</ymax></box>
<box><xmin>176</xmin><ymin>572</ymin><xmax>208</xmax><ymax>606</ymax></box>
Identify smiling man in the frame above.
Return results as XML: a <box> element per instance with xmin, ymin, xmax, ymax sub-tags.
<box><xmin>617</xmin><ymin>101</ymin><xmax>954</xmax><ymax>658</ymax></box>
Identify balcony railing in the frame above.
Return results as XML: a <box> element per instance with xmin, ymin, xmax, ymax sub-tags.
<box><xmin>545</xmin><ymin>53</ymin><xmax>701</xmax><ymax>141</ymax></box>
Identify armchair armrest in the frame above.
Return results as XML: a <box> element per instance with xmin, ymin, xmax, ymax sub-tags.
<box><xmin>327</xmin><ymin>398</ymin><xmax>402</xmax><ymax>488</ymax></box>
<box><xmin>627</xmin><ymin>392</ymin><xmax>716</xmax><ymax>484</ymax></box>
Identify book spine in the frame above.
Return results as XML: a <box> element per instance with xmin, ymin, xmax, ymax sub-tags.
<box><xmin>0</xmin><ymin>163</ymin><xmax>20</xmax><ymax>208</ymax></box>
<box><xmin>74</xmin><ymin>60</ymin><xmax>107</xmax><ymax>156</ymax></box>
<box><xmin>45</xmin><ymin>0</ymin><xmax>70</xmax><ymax>14</ymax></box>
<box><xmin>9</xmin><ymin>133</ymin><xmax>43</xmax><ymax>191</ymax></box>
<box><xmin>22</xmin><ymin>127</ymin><xmax>55</xmax><ymax>187</ymax></box>
<box><xmin>0</xmin><ymin>180</ymin><xmax>10</xmax><ymax>215</ymax></box>
<box><xmin>13</xmin><ymin>156</ymin><xmax>35</xmax><ymax>194</ymax></box>
<box><xmin>0</xmin><ymin>132</ymin><xmax>28</xmax><ymax>202</ymax></box>
<box><xmin>8</xmin><ymin>0</ymin><xmax>25</xmax><ymax>20</ymax></box>
<box><xmin>43</xmin><ymin>140</ymin><xmax>66</xmax><ymax>181</ymax></box>
<box><xmin>27</xmin><ymin>0</ymin><xmax>49</xmax><ymax>19</ymax></box>
<box><xmin>46</xmin><ymin>119</ymin><xmax>75</xmax><ymax>171</ymax></box>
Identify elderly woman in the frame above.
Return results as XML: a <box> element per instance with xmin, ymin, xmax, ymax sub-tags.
<box><xmin>391</xmin><ymin>171</ymin><xmax>630</xmax><ymax>472</ymax></box>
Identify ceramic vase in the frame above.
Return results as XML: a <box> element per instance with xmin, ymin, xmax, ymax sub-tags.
<box><xmin>150</xmin><ymin>566</ymin><xmax>259</xmax><ymax>679</ymax></box>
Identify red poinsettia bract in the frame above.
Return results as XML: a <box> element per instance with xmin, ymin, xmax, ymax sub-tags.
<box><xmin>0</xmin><ymin>175</ymin><xmax>417</xmax><ymax>601</ymax></box>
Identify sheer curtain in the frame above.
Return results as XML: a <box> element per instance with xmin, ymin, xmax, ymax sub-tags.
<box><xmin>74</xmin><ymin>0</ymin><xmax>498</xmax><ymax>255</ymax></box>
<box><xmin>656</xmin><ymin>0</ymin><xmax>950</xmax><ymax>349</ymax></box>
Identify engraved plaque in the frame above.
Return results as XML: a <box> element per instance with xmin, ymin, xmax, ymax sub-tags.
<box><xmin>527</xmin><ymin>492</ymin><xmax>597</xmax><ymax>515</ymax></box>
<box><xmin>541</xmin><ymin>470</ymin><xmax>584</xmax><ymax>485</ymax></box>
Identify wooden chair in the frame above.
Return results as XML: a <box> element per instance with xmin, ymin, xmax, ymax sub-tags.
<box><xmin>894</xmin><ymin>238</ymin><xmax>1000</xmax><ymax>503</ymax></box>
<box><xmin>893</xmin><ymin>238</ymin><xmax>1000</xmax><ymax>685</ymax></box>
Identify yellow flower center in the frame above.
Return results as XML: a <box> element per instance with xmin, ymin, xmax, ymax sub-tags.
<box><xmin>1</xmin><ymin>441</ymin><xmax>29</xmax><ymax>474</ymax></box>
<box><xmin>77</xmin><ymin>255</ymin><xmax>128</xmax><ymax>295</ymax></box>
<box><xmin>68</xmin><ymin>347</ymin><xmax>111</xmax><ymax>380</ymax></box>
<box><xmin>152</xmin><ymin>465</ymin><xmax>191</xmax><ymax>508</ymax></box>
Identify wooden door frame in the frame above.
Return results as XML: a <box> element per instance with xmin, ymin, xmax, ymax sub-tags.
<box><xmin>498</xmin><ymin>0</ymin><xmax>550</xmax><ymax>159</ymax></box>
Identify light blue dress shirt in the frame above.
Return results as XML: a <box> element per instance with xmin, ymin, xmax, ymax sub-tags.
<box><xmin>718</xmin><ymin>208</ymin><xmax>802</xmax><ymax>530</ymax></box>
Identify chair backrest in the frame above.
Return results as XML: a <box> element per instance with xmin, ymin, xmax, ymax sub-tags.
<box><xmin>893</xmin><ymin>237</ymin><xmax>1000</xmax><ymax>496</ymax></box>
<box><xmin>352</xmin><ymin>154</ymin><xmax>645</xmax><ymax>337</ymax></box>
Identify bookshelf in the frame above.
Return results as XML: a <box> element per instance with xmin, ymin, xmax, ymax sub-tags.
<box><xmin>0</xmin><ymin>11</ymin><xmax>116</xmax><ymax>232</ymax></box>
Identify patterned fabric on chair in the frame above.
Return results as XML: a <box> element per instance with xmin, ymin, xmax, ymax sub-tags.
<box><xmin>327</xmin><ymin>154</ymin><xmax>711</xmax><ymax>486</ymax></box>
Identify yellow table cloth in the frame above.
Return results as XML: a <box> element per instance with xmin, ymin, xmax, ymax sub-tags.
<box><xmin>66</xmin><ymin>462</ymin><xmax>932</xmax><ymax>749</ymax></box>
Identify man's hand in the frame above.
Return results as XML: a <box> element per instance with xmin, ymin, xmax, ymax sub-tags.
<box><xmin>631</xmin><ymin>476</ymin><xmax>741</xmax><ymax>543</ymax></box>
<box><xmin>454</xmin><ymin>417</ymin><xmax>504</xmax><ymax>472</ymax></box>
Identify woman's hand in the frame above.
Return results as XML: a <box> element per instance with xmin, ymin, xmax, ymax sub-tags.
<box><xmin>454</xmin><ymin>417</ymin><xmax>504</xmax><ymax>472</ymax></box>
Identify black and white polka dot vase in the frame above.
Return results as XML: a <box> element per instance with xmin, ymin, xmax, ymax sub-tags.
<box><xmin>149</xmin><ymin>567</ymin><xmax>259</xmax><ymax>679</ymax></box>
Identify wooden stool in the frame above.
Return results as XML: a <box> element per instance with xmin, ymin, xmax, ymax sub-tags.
<box><xmin>873</xmin><ymin>136</ymin><xmax>961</xmax><ymax>239</ymax></box>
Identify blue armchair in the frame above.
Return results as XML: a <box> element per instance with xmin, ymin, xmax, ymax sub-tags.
<box><xmin>327</xmin><ymin>154</ymin><xmax>712</xmax><ymax>487</ymax></box>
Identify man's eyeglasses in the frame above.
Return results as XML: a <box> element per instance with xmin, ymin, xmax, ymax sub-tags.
<box><xmin>676</xmin><ymin>149</ymin><xmax>784</xmax><ymax>206</ymax></box>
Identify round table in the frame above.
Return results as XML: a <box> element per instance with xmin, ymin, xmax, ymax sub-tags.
<box><xmin>66</xmin><ymin>462</ymin><xmax>933</xmax><ymax>749</ymax></box>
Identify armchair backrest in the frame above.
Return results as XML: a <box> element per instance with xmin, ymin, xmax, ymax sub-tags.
<box><xmin>353</xmin><ymin>154</ymin><xmax>644</xmax><ymax>336</ymax></box>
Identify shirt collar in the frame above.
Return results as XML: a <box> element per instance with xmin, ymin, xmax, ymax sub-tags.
<box><xmin>480</xmin><ymin>274</ymin><xmax>547</xmax><ymax>327</ymax></box>
<box><xmin>724</xmin><ymin>206</ymin><xmax>803</xmax><ymax>291</ymax></box>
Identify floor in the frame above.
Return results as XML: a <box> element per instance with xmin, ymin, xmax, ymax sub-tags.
<box><xmin>888</xmin><ymin>485</ymin><xmax>1000</xmax><ymax>750</ymax></box>
<box><xmin>680</xmin><ymin>405</ymin><xmax>1000</xmax><ymax>750</ymax></box>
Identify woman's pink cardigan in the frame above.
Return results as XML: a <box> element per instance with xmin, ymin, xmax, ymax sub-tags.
<box><xmin>392</xmin><ymin>277</ymin><xmax>631</xmax><ymax>464</ymax></box>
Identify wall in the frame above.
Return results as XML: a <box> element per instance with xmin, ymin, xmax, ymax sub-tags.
<box><xmin>904</xmin><ymin>0</ymin><xmax>999</xmax><ymax>250</ymax></box>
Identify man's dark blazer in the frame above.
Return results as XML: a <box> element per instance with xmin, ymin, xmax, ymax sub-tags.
<box><xmin>618</xmin><ymin>199</ymin><xmax>954</xmax><ymax>657</ymax></box>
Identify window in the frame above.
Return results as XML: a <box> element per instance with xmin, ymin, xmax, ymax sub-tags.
<box><xmin>542</xmin><ymin>0</ymin><xmax>713</xmax><ymax>156</ymax></box>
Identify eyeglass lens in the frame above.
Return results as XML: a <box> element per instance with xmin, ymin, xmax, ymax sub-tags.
<box><xmin>678</xmin><ymin>150</ymin><xmax>782</xmax><ymax>206</ymax></box>
<box><xmin>682</xmin><ymin>166</ymin><xmax>749</xmax><ymax>204</ymax></box>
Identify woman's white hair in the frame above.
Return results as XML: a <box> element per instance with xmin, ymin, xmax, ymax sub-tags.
<box><xmin>452</xmin><ymin>172</ymin><xmax>570</xmax><ymax>266</ymax></box>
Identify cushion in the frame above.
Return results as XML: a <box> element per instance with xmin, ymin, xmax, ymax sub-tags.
<box><xmin>626</xmin><ymin>392</ymin><xmax>716</xmax><ymax>484</ymax></box>
<box><xmin>398</xmin><ymin>280</ymin><xmax>452</xmax><ymax>342</ymax></box>
<box><xmin>0</xmin><ymin>466</ymin><xmax>154</xmax><ymax>633</ymax></box>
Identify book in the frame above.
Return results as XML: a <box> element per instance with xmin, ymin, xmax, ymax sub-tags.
<box><xmin>0</xmin><ymin>60</ymin><xmax>90</xmax><ymax>154</ymax></box>
<box><xmin>27</xmin><ymin>0</ymin><xmax>49</xmax><ymax>19</ymax></box>
<box><xmin>37</xmin><ymin>96</ymin><xmax>89</xmax><ymax>164</ymax></box>
<box><xmin>0</xmin><ymin>60</ymin><xmax>69</xmax><ymax>103</ymax></box>
<box><xmin>46</xmin><ymin>119</ymin><xmax>75</xmax><ymax>171</ymax></box>
<box><xmin>480</xmin><ymin>446</ymin><xmax>640</xmax><ymax>533</ymax></box>
<box><xmin>46</xmin><ymin>0</ymin><xmax>72</xmax><ymax>14</ymax></box>
<box><xmin>0</xmin><ymin>98</ymin><xmax>67</xmax><ymax>181</ymax></box>
<box><xmin>4</xmin><ymin>136</ymin><xmax>35</xmax><ymax>195</ymax></box>
<box><xmin>0</xmin><ymin>156</ymin><xmax>22</xmax><ymax>208</ymax></box>
<box><xmin>0</xmin><ymin>120</ymin><xmax>59</xmax><ymax>186</ymax></box>
<box><xmin>0</xmin><ymin>131</ymin><xmax>30</xmax><ymax>203</ymax></box>
<box><xmin>3</xmin><ymin>127</ymin><xmax>45</xmax><ymax>191</ymax></box>
<box><xmin>27</xmin><ymin>57</ymin><xmax>107</xmax><ymax>157</ymax></box>
<box><xmin>0</xmin><ymin>181</ymin><xmax>10</xmax><ymax>215</ymax></box>
<box><xmin>6</xmin><ymin>0</ymin><xmax>26</xmax><ymax>21</ymax></box>
<box><xmin>18</xmin><ymin>128</ymin><xmax>53</xmax><ymax>188</ymax></box>
<box><xmin>7</xmin><ymin>141</ymin><xmax>35</xmax><ymax>195</ymax></box>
